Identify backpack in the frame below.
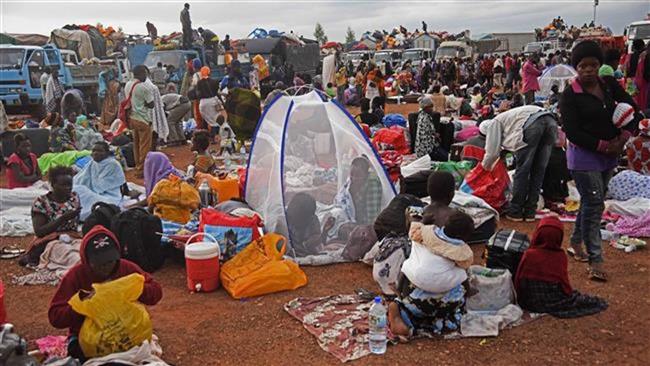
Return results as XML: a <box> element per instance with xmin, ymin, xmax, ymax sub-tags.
<box><xmin>374</xmin><ymin>194</ymin><xmax>424</xmax><ymax>241</ymax></box>
<box><xmin>118</xmin><ymin>81</ymin><xmax>140</xmax><ymax>126</ymax></box>
<box><xmin>111</xmin><ymin>208</ymin><xmax>164</xmax><ymax>273</ymax></box>
<box><xmin>82</xmin><ymin>202</ymin><xmax>121</xmax><ymax>235</ymax></box>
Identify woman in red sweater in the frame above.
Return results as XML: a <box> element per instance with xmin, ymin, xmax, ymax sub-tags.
<box><xmin>48</xmin><ymin>225</ymin><xmax>163</xmax><ymax>362</ymax></box>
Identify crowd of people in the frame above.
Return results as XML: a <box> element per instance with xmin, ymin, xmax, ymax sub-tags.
<box><xmin>2</xmin><ymin>5</ymin><xmax>650</xmax><ymax>362</ymax></box>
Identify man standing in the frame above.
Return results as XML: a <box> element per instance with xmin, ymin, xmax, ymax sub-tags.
<box><xmin>146</xmin><ymin>21</ymin><xmax>158</xmax><ymax>39</ymax></box>
<box><xmin>180</xmin><ymin>3</ymin><xmax>192</xmax><ymax>50</ymax></box>
<box><xmin>504</xmin><ymin>53</ymin><xmax>515</xmax><ymax>90</ymax></box>
<box><xmin>40</xmin><ymin>67</ymin><xmax>51</xmax><ymax>101</ymax></box>
<box><xmin>522</xmin><ymin>54</ymin><xmax>543</xmax><ymax>104</ymax></box>
<box><xmin>481</xmin><ymin>105</ymin><xmax>558</xmax><ymax>221</ymax></box>
<box><xmin>125</xmin><ymin>65</ymin><xmax>154</xmax><ymax>177</ymax></box>
<box><xmin>222</xmin><ymin>34</ymin><xmax>231</xmax><ymax>52</ymax></box>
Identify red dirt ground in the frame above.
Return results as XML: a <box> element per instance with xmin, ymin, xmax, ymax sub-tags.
<box><xmin>1</xmin><ymin>103</ymin><xmax>649</xmax><ymax>365</ymax></box>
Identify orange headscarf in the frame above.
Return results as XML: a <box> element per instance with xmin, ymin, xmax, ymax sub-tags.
<box><xmin>200</xmin><ymin>66</ymin><xmax>211</xmax><ymax>79</ymax></box>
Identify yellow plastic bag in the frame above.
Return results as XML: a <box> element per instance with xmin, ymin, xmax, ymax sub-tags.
<box><xmin>220</xmin><ymin>233</ymin><xmax>308</xmax><ymax>299</ymax></box>
<box><xmin>68</xmin><ymin>273</ymin><xmax>152</xmax><ymax>358</ymax></box>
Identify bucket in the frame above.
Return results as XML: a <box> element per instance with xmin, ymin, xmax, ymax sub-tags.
<box><xmin>184</xmin><ymin>233</ymin><xmax>221</xmax><ymax>293</ymax></box>
<box><xmin>0</xmin><ymin>280</ymin><xmax>6</xmax><ymax>324</ymax></box>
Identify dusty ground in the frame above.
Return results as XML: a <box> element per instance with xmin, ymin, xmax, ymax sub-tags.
<box><xmin>1</xmin><ymin>103</ymin><xmax>649</xmax><ymax>365</ymax></box>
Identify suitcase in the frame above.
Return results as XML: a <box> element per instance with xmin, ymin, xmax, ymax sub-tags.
<box><xmin>450</xmin><ymin>142</ymin><xmax>466</xmax><ymax>162</ymax></box>
<box><xmin>485</xmin><ymin>229</ymin><xmax>530</xmax><ymax>276</ymax></box>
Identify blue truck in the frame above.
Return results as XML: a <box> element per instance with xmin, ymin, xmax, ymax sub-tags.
<box><xmin>143</xmin><ymin>47</ymin><xmax>251</xmax><ymax>86</ymax></box>
<box><xmin>0</xmin><ymin>44</ymin><xmax>129</xmax><ymax>117</ymax></box>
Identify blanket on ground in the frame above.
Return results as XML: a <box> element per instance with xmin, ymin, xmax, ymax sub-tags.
<box><xmin>13</xmin><ymin>238</ymin><xmax>81</xmax><ymax>286</ymax></box>
<box><xmin>284</xmin><ymin>294</ymin><xmax>540</xmax><ymax>363</ymax></box>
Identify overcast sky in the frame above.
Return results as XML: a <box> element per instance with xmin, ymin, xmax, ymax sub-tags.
<box><xmin>2</xmin><ymin>1</ymin><xmax>649</xmax><ymax>42</ymax></box>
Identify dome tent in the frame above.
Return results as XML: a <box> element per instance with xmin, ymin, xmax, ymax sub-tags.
<box><xmin>537</xmin><ymin>64</ymin><xmax>577</xmax><ymax>98</ymax></box>
<box><xmin>245</xmin><ymin>91</ymin><xmax>396</xmax><ymax>264</ymax></box>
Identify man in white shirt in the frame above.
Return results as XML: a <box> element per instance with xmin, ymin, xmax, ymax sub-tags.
<box><xmin>124</xmin><ymin>65</ymin><xmax>154</xmax><ymax>176</ymax></box>
<box><xmin>481</xmin><ymin>105</ymin><xmax>558</xmax><ymax>222</ymax></box>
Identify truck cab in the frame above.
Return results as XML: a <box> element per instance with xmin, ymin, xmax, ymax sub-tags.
<box><xmin>0</xmin><ymin>44</ymin><xmax>128</xmax><ymax>115</ymax></box>
<box><xmin>1</xmin><ymin>45</ymin><xmax>54</xmax><ymax>110</ymax></box>
<box><xmin>625</xmin><ymin>18</ymin><xmax>650</xmax><ymax>53</ymax></box>
<box><xmin>373</xmin><ymin>49</ymin><xmax>402</xmax><ymax>70</ymax></box>
<box><xmin>435</xmin><ymin>41</ymin><xmax>473</xmax><ymax>61</ymax></box>
<box><xmin>402</xmin><ymin>48</ymin><xmax>435</xmax><ymax>66</ymax></box>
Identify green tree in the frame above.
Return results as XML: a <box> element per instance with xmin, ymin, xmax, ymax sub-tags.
<box><xmin>314</xmin><ymin>22</ymin><xmax>328</xmax><ymax>45</ymax></box>
<box><xmin>345</xmin><ymin>26</ymin><xmax>356</xmax><ymax>44</ymax></box>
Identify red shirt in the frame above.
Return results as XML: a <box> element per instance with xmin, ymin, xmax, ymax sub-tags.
<box><xmin>6</xmin><ymin>153</ymin><xmax>38</xmax><ymax>189</ymax></box>
<box><xmin>505</xmin><ymin>57</ymin><xmax>514</xmax><ymax>73</ymax></box>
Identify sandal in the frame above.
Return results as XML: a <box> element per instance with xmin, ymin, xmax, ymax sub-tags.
<box><xmin>0</xmin><ymin>246</ymin><xmax>25</xmax><ymax>260</ymax></box>
<box><xmin>588</xmin><ymin>267</ymin><xmax>608</xmax><ymax>282</ymax></box>
<box><xmin>567</xmin><ymin>247</ymin><xmax>588</xmax><ymax>263</ymax></box>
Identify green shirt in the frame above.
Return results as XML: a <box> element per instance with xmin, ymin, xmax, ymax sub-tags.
<box><xmin>125</xmin><ymin>80</ymin><xmax>154</xmax><ymax>124</ymax></box>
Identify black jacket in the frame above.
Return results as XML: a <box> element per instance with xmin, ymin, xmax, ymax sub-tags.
<box><xmin>560</xmin><ymin>77</ymin><xmax>641</xmax><ymax>152</ymax></box>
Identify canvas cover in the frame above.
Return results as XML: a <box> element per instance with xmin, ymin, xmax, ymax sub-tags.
<box><xmin>537</xmin><ymin>64</ymin><xmax>577</xmax><ymax>98</ymax></box>
<box><xmin>245</xmin><ymin>91</ymin><xmax>395</xmax><ymax>264</ymax></box>
<box><xmin>50</xmin><ymin>28</ymin><xmax>95</xmax><ymax>60</ymax></box>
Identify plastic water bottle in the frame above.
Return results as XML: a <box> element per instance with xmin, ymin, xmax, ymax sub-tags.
<box><xmin>223</xmin><ymin>150</ymin><xmax>231</xmax><ymax>171</ymax></box>
<box><xmin>368</xmin><ymin>296</ymin><xmax>387</xmax><ymax>355</ymax></box>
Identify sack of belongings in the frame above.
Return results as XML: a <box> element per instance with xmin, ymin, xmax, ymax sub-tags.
<box><xmin>466</xmin><ymin>265</ymin><xmax>515</xmax><ymax>311</ymax></box>
<box><xmin>220</xmin><ymin>233</ymin><xmax>307</xmax><ymax>299</ymax></box>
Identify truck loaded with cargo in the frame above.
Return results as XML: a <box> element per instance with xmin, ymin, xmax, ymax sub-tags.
<box><xmin>0</xmin><ymin>44</ymin><xmax>128</xmax><ymax>117</ymax></box>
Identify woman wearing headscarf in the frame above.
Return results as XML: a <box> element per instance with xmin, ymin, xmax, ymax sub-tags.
<box><xmin>559</xmin><ymin>41</ymin><xmax>643</xmax><ymax>282</ymax></box>
<box><xmin>515</xmin><ymin>215</ymin><xmax>608</xmax><ymax>318</ymax></box>
<box><xmin>197</xmin><ymin>66</ymin><xmax>224</xmax><ymax>129</ymax></box>
<box><xmin>143</xmin><ymin>151</ymin><xmax>182</xmax><ymax>197</ymax></box>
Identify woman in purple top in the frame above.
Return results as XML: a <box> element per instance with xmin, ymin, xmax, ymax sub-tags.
<box><xmin>559</xmin><ymin>41</ymin><xmax>642</xmax><ymax>282</ymax></box>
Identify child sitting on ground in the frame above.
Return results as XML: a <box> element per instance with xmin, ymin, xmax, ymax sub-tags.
<box><xmin>388</xmin><ymin>210</ymin><xmax>475</xmax><ymax>338</ymax></box>
<box><xmin>190</xmin><ymin>129</ymin><xmax>216</xmax><ymax>174</ymax></box>
<box><xmin>48</xmin><ymin>226</ymin><xmax>163</xmax><ymax>363</ymax></box>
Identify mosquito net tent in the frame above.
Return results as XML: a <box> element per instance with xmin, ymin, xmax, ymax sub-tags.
<box><xmin>537</xmin><ymin>64</ymin><xmax>577</xmax><ymax>98</ymax></box>
<box><xmin>245</xmin><ymin>90</ymin><xmax>396</xmax><ymax>265</ymax></box>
